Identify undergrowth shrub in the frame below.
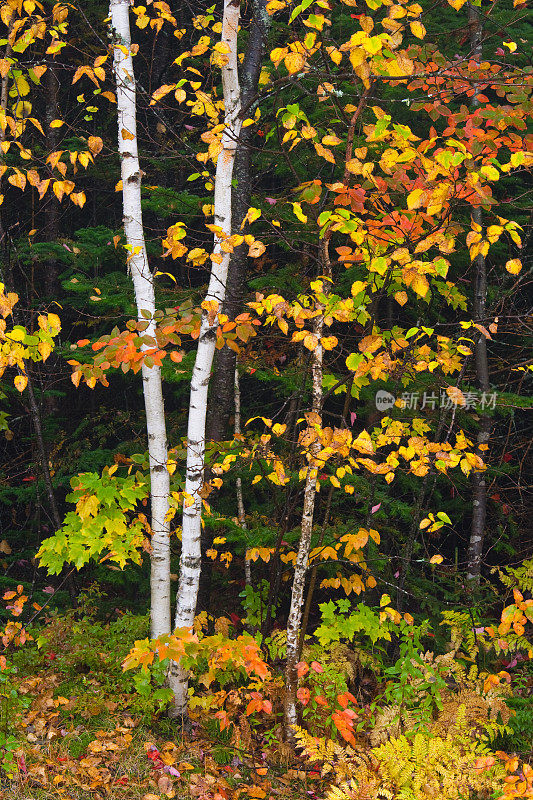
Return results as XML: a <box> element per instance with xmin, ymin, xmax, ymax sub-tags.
<box><xmin>296</xmin><ymin>705</ymin><xmax>504</xmax><ymax>800</ymax></box>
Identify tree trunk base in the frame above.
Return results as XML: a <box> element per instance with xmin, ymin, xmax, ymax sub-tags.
<box><xmin>166</xmin><ymin>706</ymin><xmax>194</xmax><ymax>736</ymax></box>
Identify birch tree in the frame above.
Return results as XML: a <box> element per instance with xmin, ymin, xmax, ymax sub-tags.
<box><xmin>284</xmin><ymin>245</ymin><xmax>331</xmax><ymax>738</ymax></box>
<box><xmin>168</xmin><ymin>0</ymin><xmax>242</xmax><ymax>718</ymax></box>
<box><xmin>206</xmin><ymin>0</ymin><xmax>270</xmax><ymax>443</ymax></box>
<box><xmin>110</xmin><ymin>0</ymin><xmax>171</xmax><ymax>638</ymax></box>
<box><xmin>466</xmin><ymin>2</ymin><xmax>490</xmax><ymax>585</ymax></box>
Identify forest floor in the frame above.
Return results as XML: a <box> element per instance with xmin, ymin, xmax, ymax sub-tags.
<box><xmin>2</xmin><ymin>667</ymin><xmax>314</xmax><ymax>800</ymax></box>
<box><xmin>2</xmin><ymin>601</ymin><xmax>532</xmax><ymax>800</ymax></box>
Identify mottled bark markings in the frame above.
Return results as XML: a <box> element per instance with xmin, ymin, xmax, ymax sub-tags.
<box><xmin>206</xmin><ymin>0</ymin><xmax>271</xmax><ymax>443</ymax></box>
<box><xmin>110</xmin><ymin>0</ymin><xmax>171</xmax><ymax>638</ymax></box>
<box><xmin>284</xmin><ymin>242</ymin><xmax>331</xmax><ymax>738</ymax></box>
<box><xmin>169</xmin><ymin>0</ymin><xmax>243</xmax><ymax>718</ymax></box>
<box><xmin>466</xmin><ymin>2</ymin><xmax>490</xmax><ymax>585</ymax></box>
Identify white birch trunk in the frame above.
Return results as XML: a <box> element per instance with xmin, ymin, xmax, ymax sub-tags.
<box><xmin>466</xmin><ymin>3</ymin><xmax>490</xmax><ymax>585</ymax></box>
<box><xmin>110</xmin><ymin>0</ymin><xmax>171</xmax><ymax>638</ymax></box>
<box><xmin>168</xmin><ymin>0</ymin><xmax>242</xmax><ymax>717</ymax></box>
<box><xmin>284</xmin><ymin>255</ymin><xmax>330</xmax><ymax>738</ymax></box>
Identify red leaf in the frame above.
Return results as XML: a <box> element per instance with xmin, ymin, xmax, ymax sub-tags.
<box><xmin>296</xmin><ymin>661</ymin><xmax>309</xmax><ymax>677</ymax></box>
<box><xmin>297</xmin><ymin>687</ymin><xmax>310</xmax><ymax>705</ymax></box>
<box><xmin>313</xmin><ymin>695</ymin><xmax>329</xmax><ymax>707</ymax></box>
<box><xmin>337</xmin><ymin>691</ymin><xmax>357</xmax><ymax>709</ymax></box>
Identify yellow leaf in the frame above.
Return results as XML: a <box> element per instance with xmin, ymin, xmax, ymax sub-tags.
<box><xmin>352</xmin><ymin>430</ymin><xmax>374</xmax><ymax>455</ymax></box>
<box><xmin>358</xmin><ymin>334</ymin><xmax>382</xmax><ymax>354</ymax></box>
<box><xmin>248</xmin><ymin>240</ymin><xmax>266</xmax><ymax>258</ymax></box>
<box><xmin>71</xmin><ymin>192</ymin><xmax>86</xmax><ymax>208</ymax></box>
<box><xmin>322</xmin><ymin>134</ymin><xmax>341</xmax><ymax>146</ymax></box>
<box><xmin>349</xmin><ymin>47</ymin><xmax>366</xmax><ymax>69</ymax></box>
<box><xmin>88</xmin><ymin>135</ymin><xmax>103</xmax><ymax>154</ymax></box>
<box><xmin>284</xmin><ymin>52</ymin><xmax>305</xmax><ymax>74</ymax></box>
<box><xmin>242</xmin><ymin>206</ymin><xmax>262</xmax><ymax>226</ymax></box>
<box><xmin>394</xmin><ymin>291</ymin><xmax>408</xmax><ymax>306</ymax></box>
<box><xmin>362</xmin><ymin>36</ymin><xmax>382</xmax><ymax>55</ymax></box>
<box><xmin>50</xmin><ymin>119</ymin><xmax>65</xmax><ymax>128</ymax></box>
<box><xmin>369</xmin><ymin>528</ymin><xmax>380</xmax><ymax>544</ymax></box>
<box><xmin>503</xmin><ymin>41</ymin><xmax>517</xmax><ymax>52</ymax></box>
<box><xmin>505</xmin><ymin>259</ymin><xmax>522</xmax><ymax>275</ymax></box>
<box><xmin>351</xmin><ymin>280</ymin><xmax>366</xmax><ymax>296</ymax></box>
<box><xmin>14</xmin><ymin>374</ymin><xmax>28</xmax><ymax>393</ymax></box>
<box><xmin>430</xmin><ymin>554</ymin><xmax>443</xmax><ymax>564</ymax></box>
<box><xmin>38</xmin><ymin>341</ymin><xmax>52</xmax><ymax>361</ymax></box>
<box><xmin>410</xmin><ymin>20</ymin><xmax>426</xmax><ymax>39</ymax></box>
<box><xmin>76</xmin><ymin>493</ymin><xmax>99</xmax><ymax>520</ymax></box>
<box><xmin>345</xmin><ymin>158</ymin><xmax>362</xmax><ymax>175</ymax></box>
<box><xmin>410</xmin><ymin>272</ymin><xmax>430</xmax><ymax>298</ymax></box>
<box><xmin>320</xmin><ymin>546</ymin><xmax>338</xmax><ymax>560</ymax></box>
<box><xmin>47</xmin><ymin>313</ymin><xmax>61</xmax><ymax>330</ymax></box>
<box><xmin>446</xmin><ymin>386</ymin><xmax>466</xmax><ymax>406</ymax></box>
<box><xmin>314</xmin><ymin>142</ymin><xmax>335</xmax><ymax>164</ymax></box>
<box><xmin>303</xmin><ymin>333</ymin><xmax>319</xmax><ymax>351</ymax></box>
<box><xmin>407</xmin><ymin>188</ymin><xmax>425</xmax><ymax>210</ymax></box>
<box><xmin>291</xmin><ymin>202</ymin><xmax>307</xmax><ymax>223</ymax></box>
<box><xmin>321</xmin><ymin>336</ymin><xmax>338</xmax><ymax>350</ymax></box>
<box><xmin>480</xmin><ymin>164</ymin><xmax>499</xmax><ymax>181</ymax></box>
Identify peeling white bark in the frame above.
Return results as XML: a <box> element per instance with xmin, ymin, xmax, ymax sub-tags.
<box><xmin>110</xmin><ymin>0</ymin><xmax>171</xmax><ymax>638</ymax></box>
<box><xmin>284</xmin><ymin>259</ymin><xmax>330</xmax><ymax>737</ymax></box>
<box><xmin>466</xmin><ymin>3</ymin><xmax>490</xmax><ymax>586</ymax></box>
<box><xmin>169</xmin><ymin>0</ymin><xmax>242</xmax><ymax>717</ymax></box>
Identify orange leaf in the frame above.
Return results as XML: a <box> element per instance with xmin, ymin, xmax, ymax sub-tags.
<box><xmin>88</xmin><ymin>135</ymin><xmax>103</xmax><ymax>154</ymax></box>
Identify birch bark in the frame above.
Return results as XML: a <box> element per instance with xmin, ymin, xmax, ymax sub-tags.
<box><xmin>284</xmin><ymin>244</ymin><xmax>330</xmax><ymax>739</ymax></box>
<box><xmin>206</xmin><ymin>0</ymin><xmax>270</xmax><ymax>443</ymax></box>
<box><xmin>168</xmin><ymin>0</ymin><xmax>242</xmax><ymax>717</ymax></box>
<box><xmin>110</xmin><ymin>0</ymin><xmax>171</xmax><ymax>638</ymax></box>
<box><xmin>466</xmin><ymin>2</ymin><xmax>490</xmax><ymax>584</ymax></box>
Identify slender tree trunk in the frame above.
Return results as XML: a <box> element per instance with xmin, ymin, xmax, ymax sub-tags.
<box><xmin>0</xmin><ymin>25</ymin><xmax>13</xmax><ymax>279</ymax></box>
<box><xmin>234</xmin><ymin>368</ymin><xmax>251</xmax><ymax>586</ymax></box>
<box><xmin>285</xmin><ymin>86</ymin><xmax>373</xmax><ymax>660</ymax></box>
<box><xmin>298</xmin><ymin>377</ymin><xmax>353</xmax><ymax>652</ymax></box>
<box><xmin>18</xmin><ymin>366</ymin><xmax>78</xmax><ymax>605</ymax></box>
<box><xmin>43</xmin><ymin>64</ymin><xmax>60</xmax><ymax>298</ymax></box>
<box><xmin>298</xmin><ymin>485</ymin><xmax>333</xmax><ymax>656</ymax></box>
<box><xmin>168</xmin><ymin>0</ymin><xmax>242</xmax><ymax>718</ymax></box>
<box><xmin>466</xmin><ymin>3</ymin><xmax>490</xmax><ymax>584</ymax></box>
<box><xmin>110</xmin><ymin>0</ymin><xmax>171</xmax><ymax>638</ymax></box>
<box><xmin>206</xmin><ymin>0</ymin><xmax>270</xmax><ymax>443</ymax></box>
<box><xmin>284</xmin><ymin>242</ymin><xmax>331</xmax><ymax>739</ymax></box>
